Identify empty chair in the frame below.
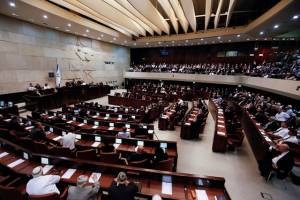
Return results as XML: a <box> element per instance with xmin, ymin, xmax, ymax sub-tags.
<box><xmin>127</xmin><ymin>158</ymin><xmax>149</xmax><ymax>168</ymax></box>
<box><xmin>18</xmin><ymin>137</ymin><xmax>35</xmax><ymax>152</ymax></box>
<box><xmin>28</xmin><ymin>188</ymin><xmax>67</xmax><ymax>200</ymax></box>
<box><xmin>50</xmin><ymin>146</ymin><xmax>76</xmax><ymax>158</ymax></box>
<box><xmin>99</xmin><ymin>152</ymin><xmax>119</xmax><ymax>164</ymax></box>
<box><xmin>0</xmin><ymin>185</ymin><xmax>24</xmax><ymax>200</ymax></box>
<box><xmin>76</xmin><ymin>149</ymin><xmax>98</xmax><ymax>160</ymax></box>
<box><xmin>154</xmin><ymin>158</ymin><xmax>174</xmax><ymax>171</ymax></box>
<box><xmin>34</xmin><ymin>141</ymin><xmax>52</xmax><ymax>154</ymax></box>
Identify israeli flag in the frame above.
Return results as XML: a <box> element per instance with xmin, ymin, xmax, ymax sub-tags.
<box><xmin>55</xmin><ymin>64</ymin><xmax>61</xmax><ymax>88</ymax></box>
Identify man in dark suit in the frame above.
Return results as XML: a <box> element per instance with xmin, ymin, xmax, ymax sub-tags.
<box><xmin>259</xmin><ymin>143</ymin><xmax>294</xmax><ymax>180</ymax></box>
<box><xmin>7</xmin><ymin>116</ymin><xmax>27</xmax><ymax>137</ymax></box>
<box><xmin>30</xmin><ymin>122</ymin><xmax>46</xmax><ymax>141</ymax></box>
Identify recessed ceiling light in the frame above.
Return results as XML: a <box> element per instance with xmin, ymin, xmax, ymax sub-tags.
<box><xmin>113</xmin><ymin>37</ymin><xmax>116</xmax><ymax>40</ymax></box>
<box><xmin>200</xmin><ymin>38</ymin><xmax>204</xmax><ymax>41</ymax></box>
<box><xmin>166</xmin><ymin>45</ymin><xmax>168</xmax><ymax>47</ymax></box>
<box><xmin>264</xmin><ymin>38</ymin><xmax>268</xmax><ymax>40</ymax></box>
<box><xmin>172</xmin><ymin>41</ymin><xmax>174</xmax><ymax>43</ymax></box>
<box><xmin>146</xmin><ymin>42</ymin><xmax>149</xmax><ymax>45</ymax></box>
<box><xmin>67</xmin><ymin>23</ymin><xmax>71</xmax><ymax>27</ymax></box>
<box><xmin>66</xmin><ymin>29</ymin><xmax>70</xmax><ymax>32</ymax></box>
<box><xmin>292</xmin><ymin>15</ymin><xmax>299</xmax><ymax>20</ymax></box>
<box><xmin>158</xmin><ymin>41</ymin><xmax>161</xmax><ymax>44</ymax></box>
<box><xmin>55</xmin><ymin>26</ymin><xmax>59</xmax><ymax>29</ymax></box>
<box><xmin>133</xmin><ymin>43</ymin><xmax>136</xmax><ymax>46</ymax></box>
<box><xmin>255</xmin><ymin>38</ymin><xmax>258</xmax><ymax>40</ymax></box>
<box><xmin>100</xmin><ymin>34</ymin><xmax>104</xmax><ymax>37</ymax></box>
<box><xmin>246</xmin><ymin>38</ymin><xmax>250</xmax><ymax>41</ymax></box>
<box><xmin>228</xmin><ymin>40</ymin><xmax>231</xmax><ymax>42</ymax></box>
<box><xmin>86</xmin><ymin>29</ymin><xmax>89</xmax><ymax>33</ymax></box>
<box><xmin>217</xmin><ymin>36</ymin><xmax>221</xmax><ymax>39</ymax></box>
<box><xmin>9</xmin><ymin>2</ymin><xmax>16</xmax><ymax>7</ymax></box>
<box><xmin>237</xmin><ymin>34</ymin><xmax>240</xmax><ymax>38</ymax></box>
<box><xmin>259</xmin><ymin>31</ymin><xmax>264</xmax><ymax>35</ymax></box>
<box><xmin>273</xmin><ymin>24</ymin><xmax>279</xmax><ymax>29</ymax></box>
<box><xmin>43</xmin><ymin>15</ymin><xmax>48</xmax><ymax>19</ymax></box>
<box><xmin>185</xmin><ymin>40</ymin><xmax>189</xmax><ymax>43</ymax></box>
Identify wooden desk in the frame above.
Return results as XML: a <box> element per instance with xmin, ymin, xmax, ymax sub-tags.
<box><xmin>208</xmin><ymin>99</ymin><xmax>228</xmax><ymax>153</ymax></box>
<box><xmin>108</xmin><ymin>95</ymin><xmax>152</xmax><ymax>108</ymax></box>
<box><xmin>0</xmin><ymin>105</ymin><xmax>19</xmax><ymax>116</ymax></box>
<box><xmin>0</xmin><ymin>146</ymin><xmax>231</xmax><ymax>200</ymax></box>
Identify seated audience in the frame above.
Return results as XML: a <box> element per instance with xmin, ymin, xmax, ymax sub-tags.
<box><xmin>26</xmin><ymin>166</ymin><xmax>61</xmax><ymax>195</ymax></box>
<box><xmin>108</xmin><ymin>172</ymin><xmax>138</xmax><ymax>200</ymax></box>
<box><xmin>267</xmin><ymin>122</ymin><xmax>290</xmax><ymax>139</ymax></box>
<box><xmin>124</xmin><ymin>146</ymin><xmax>149</xmax><ymax>164</ymax></box>
<box><xmin>7</xmin><ymin>116</ymin><xmax>26</xmax><ymax>137</ymax></box>
<box><xmin>27</xmin><ymin>83</ymin><xmax>36</xmax><ymax>91</ymax></box>
<box><xmin>67</xmin><ymin>175</ymin><xmax>100</xmax><ymax>200</ymax></box>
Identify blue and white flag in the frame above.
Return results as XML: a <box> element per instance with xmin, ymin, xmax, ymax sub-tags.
<box><xmin>55</xmin><ymin>64</ymin><xmax>61</xmax><ymax>88</ymax></box>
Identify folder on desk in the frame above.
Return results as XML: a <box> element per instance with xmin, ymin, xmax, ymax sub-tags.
<box><xmin>89</xmin><ymin>173</ymin><xmax>101</xmax><ymax>183</ymax></box>
<box><xmin>62</xmin><ymin>169</ymin><xmax>76</xmax><ymax>179</ymax></box>
<box><xmin>43</xmin><ymin>165</ymin><xmax>54</xmax><ymax>174</ymax></box>
<box><xmin>0</xmin><ymin>152</ymin><xmax>9</xmax><ymax>158</ymax></box>
<box><xmin>8</xmin><ymin>159</ymin><xmax>25</xmax><ymax>168</ymax></box>
<box><xmin>53</xmin><ymin>136</ymin><xmax>62</xmax><ymax>141</ymax></box>
<box><xmin>91</xmin><ymin>142</ymin><xmax>100</xmax><ymax>147</ymax></box>
<box><xmin>161</xmin><ymin>175</ymin><xmax>172</xmax><ymax>195</ymax></box>
<box><xmin>195</xmin><ymin>189</ymin><xmax>209</xmax><ymax>200</ymax></box>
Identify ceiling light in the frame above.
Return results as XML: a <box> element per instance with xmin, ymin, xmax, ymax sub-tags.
<box><xmin>158</xmin><ymin>41</ymin><xmax>161</xmax><ymax>44</ymax></box>
<box><xmin>133</xmin><ymin>43</ymin><xmax>136</xmax><ymax>46</ymax></box>
<box><xmin>43</xmin><ymin>15</ymin><xmax>48</xmax><ymax>19</ymax></box>
<box><xmin>113</xmin><ymin>37</ymin><xmax>116</xmax><ymax>40</ymax></box>
<box><xmin>9</xmin><ymin>2</ymin><xmax>16</xmax><ymax>7</ymax></box>
<box><xmin>172</xmin><ymin>41</ymin><xmax>174</xmax><ymax>43</ymax></box>
<box><xmin>292</xmin><ymin>15</ymin><xmax>299</xmax><ymax>20</ymax></box>
<box><xmin>264</xmin><ymin>38</ymin><xmax>268</xmax><ymax>40</ymax></box>
<box><xmin>146</xmin><ymin>42</ymin><xmax>149</xmax><ymax>45</ymax></box>
<box><xmin>217</xmin><ymin>36</ymin><xmax>221</xmax><ymax>39</ymax></box>
<box><xmin>237</xmin><ymin>34</ymin><xmax>240</xmax><ymax>38</ymax></box>
<box><xmin>55</xmin><ymin>26</ymin><xmax>59</xmax><ymax>29</ymax></box>
<box><xmin>255</xmin><ymin>38</ymin><xmax>258</xmax><ymax>40</ymax></box>
<box><xmin>246</xmin><ymin>38</ymin><xmax>250</xmax><ymax>41</ymax></box>
<box><xmin>185</xmin><ymin>40</ymin><xmax>189</xmax><ymax>43</ymax></box>
<box><xmin>67</xmin><ymin>23</ymin><xmax>71</xmax><ymax>27</ymax></box>
<box><xmin>86</xmin><ymin>29</ymin><xmax>89</xmax><ymax>33</ymax></box>
<box><xmin>100</xmin><ymin>34</ymin><xmax>104</xmax><ymax>37</ymax></box>
<box><xmin>66</xmin><ymin>29</ymin><xmax>70</xmax><ymax>32</ymax></box>
<box><xmin>200</xmin><ymin>38</ymin><xmax>204</xmax><ymax>41</ymax></box>
<box><xmin>228</xmin><ymin>40</ymin><xmax>231</xmax><ymax>42</ymax></box>
<box><xmin>259</xmin><ymin>31</ymin><xmax>264</xmax><ymax>35</ymax></box>
<box><xmin>273</xmin><ymin>24</ymin><xmax>279</xmax><ymax>29</ymax></box>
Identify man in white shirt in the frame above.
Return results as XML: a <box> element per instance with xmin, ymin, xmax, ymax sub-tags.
<box><xmin>61</xmin><ymin>132</ymin><xmax>76</xmax><ymax>150</ymax></box>
<box><xmin>274</xmin><ymin>108</ymin><xmax>290</xmax><ymax>122</ymax></box>
<box><xmin>26</xmin><ymin>166</ymin><xmax>61</xmax><ymax>195</ymax></box>
<box><xmin>268</xmin><ymin>122</ymin><xmax>289</xmax><ymax>139</ymax></box>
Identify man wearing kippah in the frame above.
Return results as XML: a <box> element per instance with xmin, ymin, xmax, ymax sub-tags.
<box><xmin>107</xmin><ymin>172</ymin><xmax>138</xmax><ymax>200</ymax></box>
<box><xmin>67</xmin><ymin>174</ymin><xmax>100</xmax><ymax>200</ymax></box>
<box><xmin>26</xmin><ymin>166</ymin><xmax>61</xmax><ymax>195</ymax></box>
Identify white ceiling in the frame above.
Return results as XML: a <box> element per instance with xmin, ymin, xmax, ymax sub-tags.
<box><xmin>0</xmin><ymin>0</ymin><xmax>299</xmax><ymax>48</ymax></box>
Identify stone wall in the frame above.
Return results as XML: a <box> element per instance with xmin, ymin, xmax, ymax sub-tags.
<box><xmin>0</xmin><ymin>14</ymin><xmax>130</xmax><ymax>94</ymax></box>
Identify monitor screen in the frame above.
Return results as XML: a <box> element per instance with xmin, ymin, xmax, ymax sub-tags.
<box><xmin>115</xmin><ymin>138</ymin><xmax>122</xmax><ymax>144</ymax></box>
<box><xmin>125</xmin><ymin>124</ymin><xmax>130</xmax><ymax>128</ymax></box>
<box><xmin>137</xmin><ymin>141</ymin><xmax>144</xmax><ymax>146</ymax></box>
<box><xmin>160</xmin><ymin>143</ymin><xmax>167</xmax><ymax>149</ymax></box>
<box><xmin>75</xmin><ymin>134</ymin><xmax>81</xmax><ymax>139</ymax></box>
<box><xmin>94</xmin><ymin>121</ymin><xmax>99</xmax><ymax>126</ymax></box>
<box><xmin>95</xmin><ymin>136</ymin><xmax>101</xmax><ymax>142</ymax></box>
<box><xmin>41</xmin><ymin>157</ymin><xmax>49</xmax><ymax>165</ymax></box>
<box><xmin>118</xmin><ymin>115</ymin><xmax>122</xmax><ymax>118</ymax></box>
<box><xmin>49</xmin><ymin>127</ymin><xmax>54</xmax><ymax>132</ymax></box>
<box><xmin>109</xmin><ymin>123</ymin><xmax>114</xmax><ymax>127</ymax></box>
<box><xmin>83</xmin><ymin>119</ymin><xmax>87</xmax><ymax>124</ymax></box>
<box><xmin>106</xmin><ymin>114</ymin><xmax>110</xmax><ymax>117</ymax></box>
<box><xmin>23</xmin><ymin>152</ymin><xmax>29</xmax><ymax>160</ymax></box>
<box><xmin>72</xmin><ymin>117</ymin><xmax>76</xmax><ymax>121</ymax></box>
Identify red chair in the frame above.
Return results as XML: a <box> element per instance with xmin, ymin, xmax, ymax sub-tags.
<box><xmin>76</xmin><ymin>149</ymin><xmax>98</xmax><ymax>160</ymax></box>
<box><xmin>154</xmin><ymin>158</ymin><xmax>174</xmax><ymax>171</ymax></box>
<box><xmin>28</xmin><ymin>188</ymin><xmax>68</xmax><ymax>200</ymax></box>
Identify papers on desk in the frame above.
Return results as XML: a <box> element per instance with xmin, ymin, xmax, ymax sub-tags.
<box><xmin>104</xmin><ymin>117</ymin><xmax>109</xmax><ymax>120</ymax></box>
<box><xmin>67</xmin><ymin>120</ymin><xmax>73</xmax><ymax>124</ymax></box>
<box><xmin>117</xmin><ymin>118</ymin><xmax>122</xmax><ymax>120</ymax></box>
<box><xmin>92</xmin><ymin>115</ymin><xmax>97</xmax><ymax>118</ymax></box>
<box><xmin>217</xmin><ymin>124</ymin><xmax>225</xmax><ymax>128</ymax></box>
<box><xmin>185</xmin><ymin>122</ymin><xmax>191</xmax><ymax>126</ymax></box>
<box><xmin>42</xmin><ymin>165</ymin><xmax>54</xmax><ymax>174</ymax></box>
<box><xmin>78</xmin><ymin>123</ymin><xmax>85</xmax><ymax>127</ymax></box>
<box><xmin>92</xmin><ymin>125</ymin><xmax>98</xmax><ymax>129</ymax></box>
<box><xmin>53</xmin><ymin>136</ymin><xmax>62</xmax><ymax>141</ymax></box>
<box><xmin>113</xmin><ymin>143</ymin><xmax>120</xmax><ymax>149</ymax></box>
<box><xmin>48</xmin><ymin>116</ymin><xmax>54</xmax><ymax>119</ymax></box>
<box><xmin>217</xmin><ymin>120</ymin><xmax>224</xmax><ymax>123</ymax></box>
<box><xmin>161</xmin><ymin>181</ymin><xmax>172</xmax><ymax>195</ymax></box>
<box><xmin>25</xmin><ymin>126</ymin><xmax>34</xmax><ymax>130</ymax></box>
<box><xmin>91</xmin><ymin>142</ymin><xmax>100</xmax><ymax>147</ymax></box>
<box><xmin>195</xmin><ymin>189</ymin><xmax>209</xmax><ymax>200</ymax></box>
<box><xmin>264</xmin><ymin>136</ymin><xmax>272</xmax><ymax>142</ymax></box>
<box><xmin>217</xmin><ymin>131</ymin><xmax>226</xmax><ymax>136</ymax></box>
<box><xmin>7</xmin><ymin>159</ymin><xmax>25</xmax><ymax>168</ymax></box>
<box><xmin>108</xmin><ymin>127</ymin><xmax>114</xmax><ymax>130</ymax></box>
<box><xmin>61</xmin><ymin>169</ymin><xmax>76</xmax><ymax>179</ymax></box>
<box><xmin>4</xmin><ymin>119</ymin><xmax>11</xmax><ymax>122</ymax></box>
<box><xmin>161</xmin><ymin>115</ymin><xmax>168</xmax><ymax>119</ymax></box>
<box><xmin>89</xmin><ymin>172</ymin><xmax>101</xmax><ymax>183</ymax></box>
<box><xmin>256</xmin><ymin>123</ymin><xmax>261</xmax><ymax>126</ymax></box>
<box><xmin>0</xmin><ymin>152</ymin><xmax>9</xmax><ymax>158</ymax></box>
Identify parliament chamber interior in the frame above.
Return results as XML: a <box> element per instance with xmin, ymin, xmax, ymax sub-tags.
<box><xmin>0</xmin><ymin>0</ymin><xmax>300</xmax><ymax>200</ymax></box>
